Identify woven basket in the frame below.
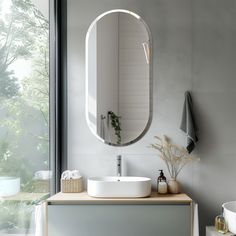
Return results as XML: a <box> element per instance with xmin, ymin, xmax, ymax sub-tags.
<box><xmin>61</xmin><ymin>177</ymin><xmax>83</xmax><ymax>193</ymax></box>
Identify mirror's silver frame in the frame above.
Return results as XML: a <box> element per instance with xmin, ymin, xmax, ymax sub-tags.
<box><xmin>85</xmin><ymin>9</ymin><xmax>153</xmax><ymax>146</ymax></box>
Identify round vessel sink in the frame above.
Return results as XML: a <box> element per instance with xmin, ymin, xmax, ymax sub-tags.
<box><xmin>0</xmin><ymin>177</ymin><xmax>20</xmax><ymax>197</ymax></box>
<box><xmin>223</xmin><ymin>201</ymin><xmax>236</xmax><ymax>234</ymax></box>
<box><xmin>87</xmin><ymin>176</ymin><xmax>151</xmax><ymax>198</ymax></box>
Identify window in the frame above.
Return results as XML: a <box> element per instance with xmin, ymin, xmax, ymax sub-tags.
<box><xmin>0</xmin><ymin>0</ymin><xmax>50</xmax><ymax>234</ymax></box>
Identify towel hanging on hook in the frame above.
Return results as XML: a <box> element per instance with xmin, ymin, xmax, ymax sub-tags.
<box><xmin>180</xmin><ymin>91</ymin><xmax>199</xmax><ymax>153</ymax></box>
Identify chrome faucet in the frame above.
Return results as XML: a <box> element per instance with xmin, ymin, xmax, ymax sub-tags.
<box><xmin>117</xmin><ymin>155</ymin><xmax>122</xmax><ymax>177</ymax></box>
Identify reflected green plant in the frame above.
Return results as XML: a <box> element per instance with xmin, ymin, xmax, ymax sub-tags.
<box><xmin>108</xmin><ymin>111</ymin><xmax>122</xmax><ymax>144</ymax></box>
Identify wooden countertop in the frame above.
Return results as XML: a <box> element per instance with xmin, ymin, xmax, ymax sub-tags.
<box><xmin>47</xmin><ymin>191</ymin><xmax>192</xmax><ymax>205</ymax></box>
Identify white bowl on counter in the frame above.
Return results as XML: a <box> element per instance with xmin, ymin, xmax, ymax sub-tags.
<box><xmin>0</xmin><ymin>177</ymin><xmax>20</xmax><ymax>197</ymax></box>
<box><xmin>223</xmin><ymin>201</ymin><xmax>236</xmax><ymax>234</ymax></box>
<box><xmin>87</xmin><ymin>176</ymin><xmax>151</xmax><ymax>198</ymax></box>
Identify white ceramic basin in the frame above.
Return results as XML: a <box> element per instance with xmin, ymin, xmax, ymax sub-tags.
<box><xmin>0</xmin><ymin>177</ymin><xmax>20</xmax><ymax>197</ymax></box>
<box><xmin>223</xmin><ymin>201</ymin><xmax>236</xmax><ymax>234</ymax></box>
<box><xmin>87</xmin><ymin>176</ymin><xmax>151</xmax><ymax>198</ymax></box>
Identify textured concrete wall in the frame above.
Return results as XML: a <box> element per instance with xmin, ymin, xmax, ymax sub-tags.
<box><xmin>67</xmin><ymin>0</ymin><xmax>236</xmax><ymax>235</ymax></box>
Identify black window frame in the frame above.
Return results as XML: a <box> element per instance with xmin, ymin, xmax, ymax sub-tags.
<box><xmin>50</xmin><ymin>0</ymin><xmax>67</xmax><ymax>194</ymax></box>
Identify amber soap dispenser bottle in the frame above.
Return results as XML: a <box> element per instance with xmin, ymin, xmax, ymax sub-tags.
<box><xmin>157</xmin><ymin>170</ymin><xmax>168</xmax><ymax>194</ymax></box>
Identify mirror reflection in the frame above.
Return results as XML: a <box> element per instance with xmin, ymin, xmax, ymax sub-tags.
<box><xmin>86</xmin><ymin>10</ymin><xmax>152</xmax><ymax>146</ymax></box>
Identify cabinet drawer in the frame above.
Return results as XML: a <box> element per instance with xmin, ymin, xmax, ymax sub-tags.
<box><xmin>48</xmin><ymin>204</ymin><xmax>191</xmax><ymax>236</ymax></box>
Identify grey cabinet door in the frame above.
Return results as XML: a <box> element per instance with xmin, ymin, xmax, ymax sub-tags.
<box><xmin>48</xmin><ymin>204</ymin><xmax>191</xmax><ymax>236</ymax></box>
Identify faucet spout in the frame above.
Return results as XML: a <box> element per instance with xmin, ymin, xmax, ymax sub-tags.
<box><xmin>117</xmin><ymin>155</ymin><xmax>122</xmax><ymax>177</ymax></box>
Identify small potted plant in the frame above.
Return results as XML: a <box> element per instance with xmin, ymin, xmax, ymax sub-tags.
<box><xmin>150</xmin><ymin>135</ymin><xmax>199</xmax><ymax>193</ymax></box>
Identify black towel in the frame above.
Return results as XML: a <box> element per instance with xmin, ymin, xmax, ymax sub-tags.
<box><xmin>180</xmin><ymin>91</ymin><xmax>199</xmax><ymax>153</ymax></box>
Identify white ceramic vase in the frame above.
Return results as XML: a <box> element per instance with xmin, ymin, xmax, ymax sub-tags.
<box><xmin>168</xmin><ymin>178</ymin><xmax>180</xmax><ymax>194</ymax></box>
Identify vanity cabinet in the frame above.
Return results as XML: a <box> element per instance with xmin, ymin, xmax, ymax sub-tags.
<box><xmin>46</xmin><ymin>192</ymin><xmax>192</xmax><ymax>236</ymax></box>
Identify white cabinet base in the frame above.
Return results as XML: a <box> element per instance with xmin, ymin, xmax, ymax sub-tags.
<box><xmin>206</xmin><ymin>226</ymin><xmax>232</xmax><ymax>236</ymax></box>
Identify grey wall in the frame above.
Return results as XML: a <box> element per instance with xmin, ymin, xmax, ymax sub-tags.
<box><xmin>67</xmin><ymin>0</ymin><xmax>236</xmax><ymax>235</ymax></box>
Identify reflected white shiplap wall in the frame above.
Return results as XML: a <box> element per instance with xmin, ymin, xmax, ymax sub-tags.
<box><xmin>87</xmin><ymin>23</ymin><xmax>97</xmax><ymax>133</ymax></box>
<box><xmin>96</xmin><ymin>13</ymin><xmax>119</xmax><ymax>141</ymax></box>
<box><xmin>118</xmin><ymin>13</ymin><xmax>149</xmax><ymax>143</ymax></box>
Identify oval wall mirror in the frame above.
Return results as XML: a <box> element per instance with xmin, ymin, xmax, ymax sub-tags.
<box><xmin>86</xmin><ymin>9</ymin><xmax>152</xmax><ymax>146</ymax></box>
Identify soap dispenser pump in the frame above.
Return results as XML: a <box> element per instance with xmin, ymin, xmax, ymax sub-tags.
<box><xmin>157</xmin><ymin>170</ymin><xmax>168</xmax><ymax>194</ymax></box>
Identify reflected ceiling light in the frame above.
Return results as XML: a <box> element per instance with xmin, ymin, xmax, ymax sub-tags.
<box><xmin>142</xmin><ymin>42</ymin><xmax>150</xmax><ymax>64</ymax></box>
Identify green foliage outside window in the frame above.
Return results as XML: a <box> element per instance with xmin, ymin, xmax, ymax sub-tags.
<box><xmin>0</xmin><ymin>0</ymin><xmax>49</xmax><ymax>233</ymax></box>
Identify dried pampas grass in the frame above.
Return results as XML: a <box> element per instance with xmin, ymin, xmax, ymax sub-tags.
<box><xmin>150</xmin><ymin>135</ymin><xmax>199</xmax><ymax>179</ymax></box>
